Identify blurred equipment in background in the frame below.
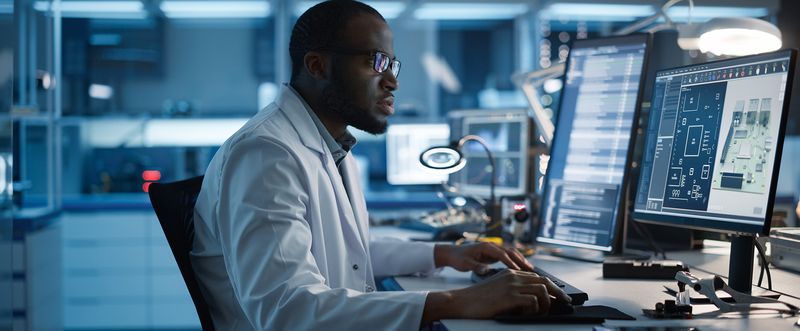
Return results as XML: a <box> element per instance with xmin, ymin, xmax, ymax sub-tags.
<box><xmin>386</xmin><ymin>123</ymin><xmax>450</xmax><ymax>185</ymax></box>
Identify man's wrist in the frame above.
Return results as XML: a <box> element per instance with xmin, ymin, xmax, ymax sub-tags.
<box><xmin>422</xmin><ymin>290</ymin><xmax>459</xmax><ymax>325</ymax></box>
<box><xmin>433</xmin><ymin>244</ymin><xmax>451</xmax><ymax>268</ymax></box>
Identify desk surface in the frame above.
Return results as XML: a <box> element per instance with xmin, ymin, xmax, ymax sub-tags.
<box><xmin>395</xmin><ymin>240</ymin><xmax>800</xmax><ymax>330</ymax></box>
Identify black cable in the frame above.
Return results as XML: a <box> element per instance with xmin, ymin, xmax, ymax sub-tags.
<box><xmin>753</xmin><ymin>235</ymin><xmax>772</xmax><ymax>290</ymax></box>
<box><xmin>753</xmin><ymin>236</ymin><xmax>772</xmax><ymax>290</ymax></box>
<box><xmin>631</xmin><ymin>219</ymin><xmax>667</xmax><ymax>259</ymax></box>
<box><xmin>757</xmin><ymin>255</ymin><xmax>765</xmax><ymax>287</ymax></box>
<box><xmin>754</xmin><ymin>236</ymin><xmax>765</xmax><ymax>287</ymax></box>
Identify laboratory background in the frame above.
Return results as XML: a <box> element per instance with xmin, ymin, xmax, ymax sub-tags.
<box><xmin>1</xmin><ymin>0</ymin><xmax>800</xmax><ymax>330</ymax></box>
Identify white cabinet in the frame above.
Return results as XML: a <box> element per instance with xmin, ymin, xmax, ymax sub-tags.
<box><xmin>62</xmin><ymin>211</ymin><xmax>199</xmax><ymax>329</ymax></box>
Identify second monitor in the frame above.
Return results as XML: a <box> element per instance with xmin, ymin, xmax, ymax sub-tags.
<box><xmin>536</xmin><ymin>34</ymin><xmax>651</xmax><ymax>260</ymax></box>
<box><xmin>447</xmin><ymin>109</ymin><xmax>532</xmax><ymax>198</ymax></box>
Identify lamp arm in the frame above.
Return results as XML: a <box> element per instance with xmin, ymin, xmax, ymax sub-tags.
<box><xmin>613</xmin><ymin>0</ymin><xmax>691</xmax><ymax>36</ymax></box>
<box><xmin>511</xmin><ymin>63</ymin><xmax>564</xmax><ymax>148</ymax></box>
<box><xmin>457</xmin><ymin>135</ymin><xmax>497</xmax><ymax>222</ymax></box>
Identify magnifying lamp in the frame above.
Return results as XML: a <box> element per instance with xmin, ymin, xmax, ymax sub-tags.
<box><xmin>419</xmin><ymin>135</ymin><xmax>501</xmax><ymax>235</ymax></box>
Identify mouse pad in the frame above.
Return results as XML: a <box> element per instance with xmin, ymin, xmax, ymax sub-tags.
<box><xmin>495</xmin><ymin>305</ymin><xmax>636</xmax><ymax>324</ymax></box>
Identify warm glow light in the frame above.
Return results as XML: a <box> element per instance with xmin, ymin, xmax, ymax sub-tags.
<box><xmin>142</xmin><ymin>182</ymin><xmax>152</xmax><ymax>193</ymax></box>
<box><xmin>699</xmin><ymin>28</ymin><xmax>782</xmax><ymax>56</ymax></box>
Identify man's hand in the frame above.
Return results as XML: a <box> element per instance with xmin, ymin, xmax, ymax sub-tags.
<box><xmin>434</xmin><ymin>242</ymin><xmax>533</xmax><ymax>274</ymax></box>
<box><xmin>421</xmin><ymin>269</ymin><xmax>572</xmax><ymax>324</ymax></box>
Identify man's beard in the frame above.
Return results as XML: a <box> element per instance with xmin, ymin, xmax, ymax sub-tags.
<box><xmin>320</xmin><ymin>71</ymin><xmax>387</xmax><ymax>135</ymax></box>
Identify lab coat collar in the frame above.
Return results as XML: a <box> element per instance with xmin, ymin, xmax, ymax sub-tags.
<box><xmin>275</xmin><ymin>84</ymin><xmax>326</xmax><ymax>155</ymax></box>
<box><xmin>275</xmin><ymin>84</ymin><xmax>369</xmax><ymax>253</ymax></box>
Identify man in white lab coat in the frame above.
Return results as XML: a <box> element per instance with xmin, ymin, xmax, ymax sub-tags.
<box><xmin>191</xmin><ymin>1</ymin><xmax>570</xmax><ymax>330</ymax></box>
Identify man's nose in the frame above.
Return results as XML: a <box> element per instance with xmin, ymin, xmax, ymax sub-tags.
<box><xmin>381</xmin><ymin>70</ymin><xmax>398</xmax><ymax>91</ymax></box>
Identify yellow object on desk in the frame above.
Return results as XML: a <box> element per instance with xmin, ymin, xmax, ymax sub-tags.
<box><xmin>476</xmin><ymin>236</ymin><xmax>503</xmax><ymax>245</ymax></box>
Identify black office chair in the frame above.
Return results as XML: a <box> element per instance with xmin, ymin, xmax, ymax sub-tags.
<box><xmin>148</xmin><ymin>175</ymin><xmax>215</xmax><ymax>331</ymax></box>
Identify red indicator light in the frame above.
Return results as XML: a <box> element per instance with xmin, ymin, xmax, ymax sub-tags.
<box><xmin>143</xmin><ymin>182</ymin><xmax>152</xmax><ymax>193</ymax></box>
<box><xmin>142</xmin><ymin>170</ymin><xmax>161</xmax><ymax>181</ymax></box>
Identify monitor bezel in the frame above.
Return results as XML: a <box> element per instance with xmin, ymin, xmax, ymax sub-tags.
<box><xmin>536</xmin><ymin>33</ymin><xmax>653</xmax><ymax>252</ymax></box>
<box><xmin>632</xmin><ymin>49</ymin><xmax>798</xmax><ymax>236</ymax></box>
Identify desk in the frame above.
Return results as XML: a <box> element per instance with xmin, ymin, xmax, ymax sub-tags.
<box><xmin>395</xmin><ymin>240</ymin><xmax>800</xmax><ymax>330</ymax></box>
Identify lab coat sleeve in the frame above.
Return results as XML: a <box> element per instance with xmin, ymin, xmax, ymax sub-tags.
<box><xmin>370</xmin><ymin>240</ymin><xmax>438</xmax><ymax>277</ymax></box>
<box><xmin>216</xmin><ymin>136</ymin><xmax>429</xmax><ymax>331</ymax></box>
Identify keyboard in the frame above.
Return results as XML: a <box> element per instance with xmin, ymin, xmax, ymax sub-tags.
<box><xmin>471</xmin><ymin>267</ymin><xmax>589</xmax><ymax>305</ymax></box>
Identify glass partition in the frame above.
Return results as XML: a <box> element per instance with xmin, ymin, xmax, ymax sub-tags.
<box><xmin>0</xmin><ymin>0</ymin><xmax>13</xmax><ymax>327</ymax></box>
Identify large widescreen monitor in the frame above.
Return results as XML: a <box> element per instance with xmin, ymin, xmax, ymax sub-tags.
<box><xmin>447</xmin><ymin>109</ymin><xmax>530</xmax><ymax>198</ymax></box>
<box><xmin>633</xmin><ymin>49</ymin><xmax>796</xmax><ymax>291</ymax></box>
<box><xmin>386</xmin><ymin>124</ymin><xmax>450</xmax><ymax>185</ymax></box>
<box><xmin>536</xmin><ymin>34</ymin><xmax>651</xmax><ymax>255</ymax></box>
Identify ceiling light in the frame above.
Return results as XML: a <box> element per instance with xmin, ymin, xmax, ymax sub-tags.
<box><xmin>33</xmin><ymin>1</ymin><xmax>146</xmax><ymax>19</ymax></box>
<box><xmin>539</xmin><ymin>3</ymin><xmax>653</xmax><ymax>22</ymax></box>
<box><xmin>295</xmin><ymin>1</ymin><xmax>405</xmax><ymax>19</ymax></box>
<box><xmin>414</xmin><ymin>2</ymin><xmax>528</xmax><ymax>20</ymax></box>
<box><xmin>667</xmin><ymin>6</ymin><xmax>769</xmax><ymax>23</ymax></box>
<box><xmin>89</xmin><ymin>84</ymin><xmax>113</xmax><ymax>99</ymax></box>
<box><xmin>697</xmin><ymin>18</ymin><xmax>782</xmax><ymax>56</ymax></box>
<box><xmin>160</xmin><ymin>1</ymin><xmax>270</xmax><ymax>19</ymax></box>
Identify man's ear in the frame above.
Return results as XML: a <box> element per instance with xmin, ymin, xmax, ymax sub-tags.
<box><xmin>303</xmin><ymin>51</ymin><xmax>329</xmax><ymax>80</ymax></box>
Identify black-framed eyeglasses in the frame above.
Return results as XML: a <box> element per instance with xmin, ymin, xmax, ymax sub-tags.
<box><xmin>315</xmin><ymin>47</ymin><xmax>401</xmax><ymax>78</ymax></box>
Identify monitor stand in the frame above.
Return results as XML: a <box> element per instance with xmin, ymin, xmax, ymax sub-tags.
<box><xmin>728</xmin><ymin>234</ymin><xmax>756</xmax><ymax>294</ymax></box>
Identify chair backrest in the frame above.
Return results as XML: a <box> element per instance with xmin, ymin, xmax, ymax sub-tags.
<box><xmin>148</xmin><ymin>175</ymin><xmax>215</xmax><ymax>331</ymax></box>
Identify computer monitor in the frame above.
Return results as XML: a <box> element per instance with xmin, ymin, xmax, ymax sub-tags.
<box><xmin>447</xmin><ymin>109</ymin><xmax>531</xmax><ymax>198</ymax></box>
<box><xmin>633</xmin><ymin>49</ymin><xmax>797</xmax><ymax>292</ymax></box>
<box><xmin>386</xmin><ymin>123</ymin><xmax>450</xmax><ymax>185</ymax></box>
<box><xmin>536</xmin><ymin>34</ymin><xmax>651</xmax><ymax>260</ymax></box>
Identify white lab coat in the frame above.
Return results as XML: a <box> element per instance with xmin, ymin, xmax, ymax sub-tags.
<box><xmin>191</xmin><ymin>85</ymin><xmax>437</xmax><ymax>331</ymax></box>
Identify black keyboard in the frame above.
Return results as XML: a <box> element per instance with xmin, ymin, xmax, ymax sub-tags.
<box><xmin>471</xmin><ymin>267</ymin><xmax>589</xmax><ymax>305</ymax></box>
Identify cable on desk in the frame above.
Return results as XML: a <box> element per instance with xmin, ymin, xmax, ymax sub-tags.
<box><xmin>754</xmin><ymin>234</ymin><xmax>772</xmax><ymax>290</ymax></box>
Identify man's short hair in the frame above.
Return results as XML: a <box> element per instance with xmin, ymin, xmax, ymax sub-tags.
<box><xmin>289</xmin><ymin>0</ymin><xmax>386</xmax><ymax>81</ymax></box>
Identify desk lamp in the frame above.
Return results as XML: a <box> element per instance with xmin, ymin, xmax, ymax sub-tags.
<box><xmin>419</xmin><ymin>135</ymin><xmax>501</xmax><ymax>236</ymax></box>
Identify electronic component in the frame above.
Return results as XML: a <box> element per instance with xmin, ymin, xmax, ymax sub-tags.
<box><xmin>642</xmin><ymin>299</ymin><xmax>692</xmax><ymax>319</ymax></box>
<box><xmin>720</xmin><ymin>172</ymin><xmax>744</xmax><ymax>189</ymax></box>
<box><xmin>602</xmin><ymin>259</ymin><xmax>688</xmax><ymax>279</ymax></box>
<box><xmin>736</xmin><ymin>141</ymin><xmax>752</xmax><ymax>159</ymax></box>
<box><xmin>770</xmin><ymin>228</ymin><xmax>800</xmax><ymax>273</ymax></box>
<box><xmin>746</xmin><ymin>111</ymin><xmax>757</xmax><ymax>125</ymax></box>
